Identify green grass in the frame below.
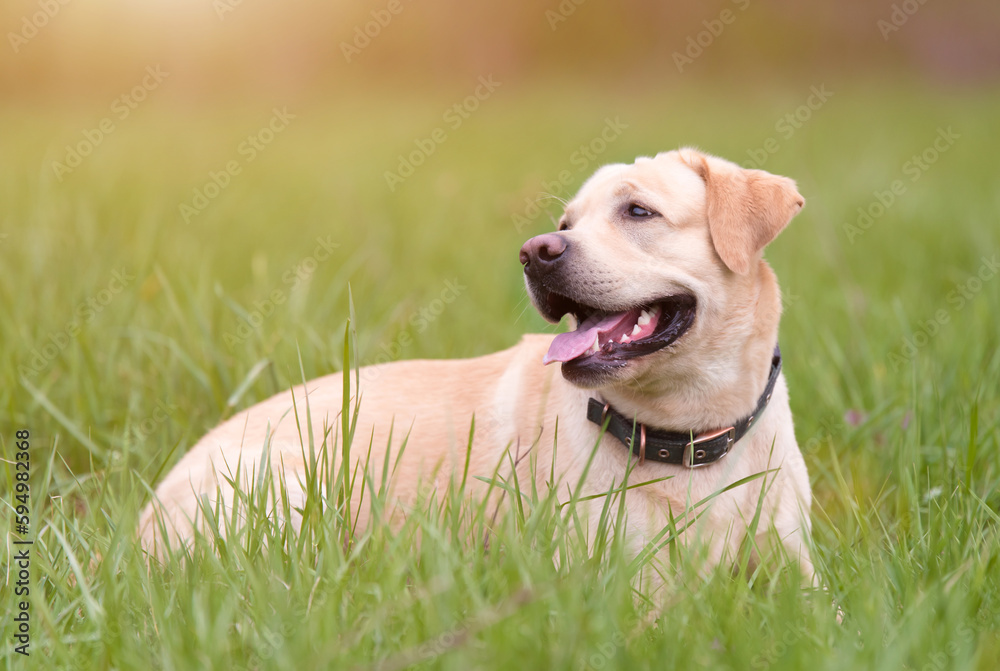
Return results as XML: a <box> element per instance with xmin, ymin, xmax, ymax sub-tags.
<box><xmin>2</xmin><ymin>81</ymin><xmax>999</xmax><ymax>669</ymax></box>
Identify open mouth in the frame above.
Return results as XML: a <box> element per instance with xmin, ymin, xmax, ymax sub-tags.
<box><xmin>540</xmin><ymin>291</ymin><xmax>697</xmax><ymax>368</ymax></box>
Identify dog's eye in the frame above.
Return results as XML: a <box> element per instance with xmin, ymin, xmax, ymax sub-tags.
<box><xmin>558</xmin><ymin>220</ymin><xmax>570</xmax><ymax>231</ymax></box>
<box><xmin>627</xmin><ymin>204</ymin><xmax>656</xmax><ymax>218</ymax></box>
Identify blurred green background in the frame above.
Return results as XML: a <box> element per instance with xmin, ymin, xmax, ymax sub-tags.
<box><xmin>2</xmin><ymin>0</ymin><xmax>1000</xmax><ymax>668</ymax></box>
<box><xmin>2</xmin><ymin>0</ymin><xmax>997</xmax><ymax>473</ymax></box>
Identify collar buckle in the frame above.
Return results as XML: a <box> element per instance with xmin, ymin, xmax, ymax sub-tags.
<box><xmin>683</xmin><ymin>426</ymin><xmax>735</xmax><ymax>468</ymax></box>
<box><xmin>585</xmin><ymin>343</ymin><xmax>781</xmax><ymax>469</ymax></box>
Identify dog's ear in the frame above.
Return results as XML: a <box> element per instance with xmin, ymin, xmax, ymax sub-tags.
<box><xmin>687</xmin><ymin>151</ymin><xmax>805</xmax><ymax>275</ymax></box>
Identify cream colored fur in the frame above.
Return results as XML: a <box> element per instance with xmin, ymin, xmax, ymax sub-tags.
<box><xmin>138</xmin><ymin>148</ymin><xmax>813</xmax><ymax>585</ymax></box>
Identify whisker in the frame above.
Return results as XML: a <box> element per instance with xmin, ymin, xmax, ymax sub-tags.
<box><xmin>537</xmin><ymin>192</ymin><xmax>568</xmax><ymax>207</ymax></box>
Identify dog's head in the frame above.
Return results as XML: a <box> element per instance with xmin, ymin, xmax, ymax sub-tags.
<box><xmin>521</xmin><ymin>148</ymin><xmax>804</xmax><ymax>390</ymax></box>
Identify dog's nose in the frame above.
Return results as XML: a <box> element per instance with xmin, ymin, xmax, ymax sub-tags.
<box><xmin>519</xmin><ymin>233</ymin><xmax>567</xmax><ymax>273</ymax></box>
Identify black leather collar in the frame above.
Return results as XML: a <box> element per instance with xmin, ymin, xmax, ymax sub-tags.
<box><xmin>587</xmin><ymin>345</ymin><xmax>782</xmax><ymax>468</ymax></box>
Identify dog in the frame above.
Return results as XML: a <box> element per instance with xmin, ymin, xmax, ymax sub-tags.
<box><xmin>139</xmin><ymin>147</ymin><xmax>814</xmax><ymax>585</ymax></box>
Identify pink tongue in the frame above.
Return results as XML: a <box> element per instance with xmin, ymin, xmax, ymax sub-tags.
<box><xmin>543</xmin><ymin>311</ymin><xmax>632</xmax><ymax>365</ymax></box>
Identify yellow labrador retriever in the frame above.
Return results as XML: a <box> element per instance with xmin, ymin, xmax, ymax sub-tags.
<box><xmin>139</xmin><ymin>147</ymin><xmax>813</xmax><ymax>582</ymax></box>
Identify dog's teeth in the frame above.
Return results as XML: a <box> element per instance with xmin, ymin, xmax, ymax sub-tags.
<box><xmin>631</xmin><ymin>324</ymin><xmax>641</xmax><ymax>336</ymax></box>
<box><xmin>637</xmin><ymin>311</ymin><xmax>650</xmax><ymax>326</ymax></box>
<box><xmin>620</xmin><ymin>334</ymin><xmax>630</xmax><ymax>343</ymax></box>
<box><xmin>590</xmin><ymin>335</ymin><xmax>600</xmax><ymax>353</ymax></box>
<box><xmin>651</xmin><ymin>305</ymin><xmax>660</xmax><ymax>316</ymax></box>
